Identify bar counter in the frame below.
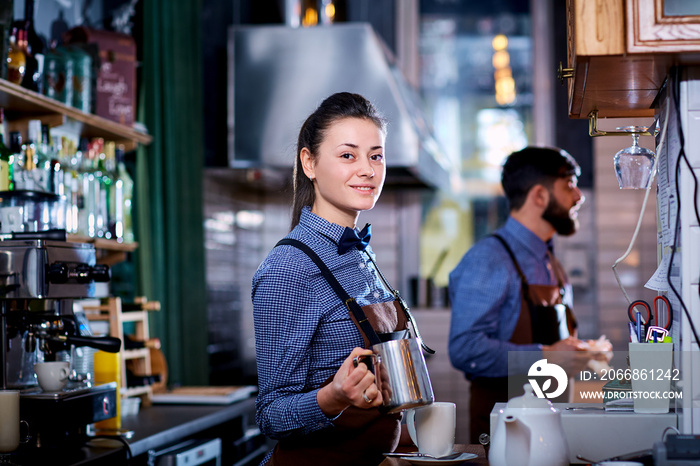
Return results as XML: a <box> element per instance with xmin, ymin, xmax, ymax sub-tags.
<box><xmin>121</xmin><ymin>396</ymin><xmax>256</xmax><ymax>458</ymax></box>
<box><xmin>8</xmin><ymin>396</ymin><xmax>260</xmax><ymax>465</ymax></box>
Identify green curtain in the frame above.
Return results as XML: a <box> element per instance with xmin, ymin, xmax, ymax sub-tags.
<box><xmin>135</xmin><ymin>0</ymin><xmax>207</xmax><ymax>385</ymax></box>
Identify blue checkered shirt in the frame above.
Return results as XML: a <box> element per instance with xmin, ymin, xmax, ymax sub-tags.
<box><xmin>252</xmin><ymin>207</ymin><xmax>394</xmax><ymax>441</ymax></box>
<box><xmin>448</xmin><ymin>217</ymin><xmax>573</xmax><ymax>378</ymax></box>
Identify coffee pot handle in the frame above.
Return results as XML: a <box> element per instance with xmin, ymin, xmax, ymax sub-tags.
<box><xmin>352</xmin><ymin>353</ymin><xmax>381</xmax><ymax>371</ymax></box>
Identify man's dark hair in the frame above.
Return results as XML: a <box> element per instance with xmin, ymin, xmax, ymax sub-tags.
<box><xmin>501</xmin><ymin>146</ymin><xmax>581</xmax><ymax>210</ymax></box>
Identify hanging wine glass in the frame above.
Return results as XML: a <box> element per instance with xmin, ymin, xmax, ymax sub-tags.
<box><xmin>613</xmin><ymin>126</ymin><xmax>655</xmax><ymax>189</ymax></box>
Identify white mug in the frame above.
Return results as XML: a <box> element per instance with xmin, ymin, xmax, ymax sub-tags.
<box><xmin>0</xmin><ymin>390</ymin><xmax>26</xmax><ymax>453</ymax></box>
<box><xmin>34</xmin><ymin>361</ymin><xmax>70</xmax><ymax>392</ymax></box>
<box><xmin>407</xmin><ymin>401</ymin><xmax>456</xmax><ymax>458</ymax></box>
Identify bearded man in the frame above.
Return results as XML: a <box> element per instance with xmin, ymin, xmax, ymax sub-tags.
<box><xmin>448</xmin><ymin>147</ymin><xmax>609</xmax><ymax>443</ymax></box>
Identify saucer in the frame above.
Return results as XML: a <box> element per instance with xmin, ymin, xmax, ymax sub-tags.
<box><xmin>399</xmin><ymin>453</ymin><xmax>478</xmax><ymax>465</ymax></box>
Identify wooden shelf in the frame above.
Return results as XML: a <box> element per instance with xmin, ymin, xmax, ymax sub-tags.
<box><xmin>68</xmin><ymin>234</ymin><xmax>138</xmax><ymax>251</ymax></box>
<box><xmin>0</xmin><ymin>77</ymin><xmax>148</xmax><ymax>264</ymax></box>
<box><xmin>82</xmin><ymin>296</ymin><xmax>161</xmax><ymax>405</ymax></box>
<box><xmin>0</xmin><ymin>78</ymin><xmax>152</xmax><ymax>151</ymax></box>
<box><xmin>68</xmin><ymin>234</ymin><xmax>138</xmax><ymax>266</ymax></box>
<box><xmin>121</xmin><ymin>311</ymin><xmax>148</xmax><ymax>323</ymax></box>
<box><xmin>124</xmin><ymin>348</ymin><xmax>150</xmax><ymax>360</ymax></box>
<box><xmin>124</xmin><ymin>386</ymin><xmax>152</xmax><ymax>398</ymax></box>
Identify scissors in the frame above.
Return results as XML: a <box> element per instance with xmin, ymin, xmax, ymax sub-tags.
<box><xmin>628</xmin><ymin>296</ymin><xmax>673</xmax><ymax>341</ymax></box>
<box><xmin>628</xmin><ymin>300</ymin><xmax>651</xmax><ymax>327</ymax></box>
<box><xmin>651</xmin><ymin>296</ymin><xmax>673</xmax><ymax>331</ymax></box>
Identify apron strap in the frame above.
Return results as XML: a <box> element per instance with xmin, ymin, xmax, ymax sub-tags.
<box><xmin>275</xmin><ymin>238</ymin><xmax>382</xmax><ymax>347</ymax></box>
<box><xmin>546</xmin><ymin>249</ymin><xmax>567</xmax><ymax>292</ymax></box>
<box><xmin>363</xmin><ymin>251</ymin><xmax>435</xmax><ymax>355</ymax></box>
<box><xmin>492</xmin><ymin>234</ymin><xmax>530</xmax><ymax>294</ymax></box>
<box><xmin>493</xmin><ymin>234</ymin><xmax>567</xmax><ymax>303</ymax></box>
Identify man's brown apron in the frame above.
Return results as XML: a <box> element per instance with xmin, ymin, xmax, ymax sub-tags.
<box><xmin>267</xmin><ymin>239</ymin><xmax>410</xmax><ymax>465</ymax></box>
<box><xmin>468</xmin><ymin>235</ymin><xmax>577</xmax><ymax>444</ymax></box>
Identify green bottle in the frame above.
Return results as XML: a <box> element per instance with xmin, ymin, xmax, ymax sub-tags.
<box><xmin>0</xmin><ymin>109</ymin><xmax>14</xmax><ymax>191</ymax></box>
<box><xmin>114</xmin><ymin>146</ymin><xmax>133</xmax><ymax>243</ymax></box>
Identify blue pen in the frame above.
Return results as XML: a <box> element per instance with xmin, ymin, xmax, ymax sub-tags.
<box><xmin>636</xmin><ymin>311</ymin><xmax>642</xmax><ymax>342</ymax></box>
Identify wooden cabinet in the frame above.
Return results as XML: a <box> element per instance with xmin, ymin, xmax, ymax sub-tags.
<box><xmin>565</xmin><ymin>0</ymin><xmax>700</xmax><ymax>119</ymax></box>
<box><xmin>626</xmin><ymin>0</ymin><xmax>700</xmax><ymax>53</ymax></box>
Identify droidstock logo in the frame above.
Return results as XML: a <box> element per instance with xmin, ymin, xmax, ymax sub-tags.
<box><xmin>528</xmin><ymin>359</ymin><xmax>568</xmax><ymax>399</ymax></box>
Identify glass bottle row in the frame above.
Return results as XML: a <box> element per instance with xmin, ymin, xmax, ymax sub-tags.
<box><xmin>5</xmin><ymin>20</ymin><xmax>92</xmax><ymax>112</ymax></box>
<box><xmin>0</xmin><ymin>113</ymin><xmax>134</xmax><ymax>242</ymax></box>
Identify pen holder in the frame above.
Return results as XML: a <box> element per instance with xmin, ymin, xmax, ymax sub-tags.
<box><xmin>628</xmin><ymin>343</ymin><xmax>673</xmax><ymax>413</ymax></box>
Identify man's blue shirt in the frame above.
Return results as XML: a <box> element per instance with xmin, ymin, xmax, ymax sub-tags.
<box><xmin>448</xmin><ymin>217</ymin><xmax>573</xmax><ymax>378</ymax></box>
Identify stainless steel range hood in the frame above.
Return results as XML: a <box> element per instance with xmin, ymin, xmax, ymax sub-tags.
<box><xmin>227</xmin><ymin>23</ymin><xmax>453</xmax><ymax>189</ymax></box>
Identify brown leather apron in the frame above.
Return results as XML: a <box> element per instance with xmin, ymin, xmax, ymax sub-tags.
<box><xmin>267</xmin><ymin>239</ymin><xmax>409</xmax><ymax>466</ymax></box>
<box><xmin>468</xmin><ymin>235</ymin><xmax>577</xmax><ymax>444</ymax></box>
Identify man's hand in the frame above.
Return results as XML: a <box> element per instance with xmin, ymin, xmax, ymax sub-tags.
<box><xmin>582</xmin><ymin>336</ymin><xmax>613</xmax><ymax>362</ymax></box>
<box><xmin>542</xmin><ymin>336</ymin><xmax>592</xmax><ymax>374</ymax></box>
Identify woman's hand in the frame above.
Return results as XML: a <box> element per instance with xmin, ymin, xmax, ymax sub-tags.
<box><xmin>317</xmin><ymin>347</ymin><xmax>383</xmax><ymax>416</ymax></box>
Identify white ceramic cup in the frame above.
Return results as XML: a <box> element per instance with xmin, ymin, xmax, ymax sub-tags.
<box><xmin>628</xmin><ymin>342</ymin><xmax>674</xmax><ymax>413</ymax></box>
<box><xmin>0</xmin><ymin>390</ymin><xmax>21</xmax><ymax>453</ymax></box>
<box><xmin>34</xmin><ymin>361</ymin><xmax>70</xmax><ymax>392</ymax></box>
<box><xmin>406</xmin><ymin>401</ymin><xmax>456</xmax><ymax>458</ymax></box>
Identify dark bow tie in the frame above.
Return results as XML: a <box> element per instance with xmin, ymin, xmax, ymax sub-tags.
<box><xmin>338</xmin><ymin>224</ymin><xmax>372</xmax><ymax>254</ymax></box>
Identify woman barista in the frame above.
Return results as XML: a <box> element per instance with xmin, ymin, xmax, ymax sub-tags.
<box><xmin>252</xmin><ymin>92</ymin><xmax>408</xmax><ymax>465</ymax></box>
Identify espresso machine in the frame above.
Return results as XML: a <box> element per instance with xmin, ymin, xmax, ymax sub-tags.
<box><xmin>0</xmin><ymin>237</ymin><xmax>121</xmax><ymax>449</ymax></box>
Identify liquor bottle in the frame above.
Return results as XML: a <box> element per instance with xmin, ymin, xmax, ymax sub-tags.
<box><xmin>114</xmin><ymin>145</ymin><xmax>133</xmax><ymax>243</ymax></box>
<box><xmin>25</xmin><ymin>119</ymin><xmax>45</xmax><ymax>191</ymax></box>
<box><xmin>91</xmin><ymin>138</ymin><xmax>108</xmax><ymax>238</ymax></box>
<box><xmin>6</xmin><ymin>28</ymin><xmax>26</xmax><ymax>85</ymax></box>
<box><xmin>0</xmin><ymin>0</ymin><xmax>13</xmax><ymax>81</ymax></box>
<box><xmin>13</xmin><ymin>125</ymin><xmax>37</xmax><ymax>191</ymax></box>
<box><xmin>43</xmin><ymin>43</ymin><xmax>68</xmax><ymax>103</ymax></box>
<box><xmin>61</xmin><ymin>137</ymin><xmax>80</xmax><ymax>234</ymax></box>
<box><xmin>102</xmin><ymin>141</ymin><xmax>116</xmax><ymax>239</ymax></box>
<box><xmin>76</xmin><ymin>138</ymin><xmax>90</xmax><ymax>236</ymax></box>
<box><xmin>63</xmin><ymin>45</ymin><xmax>91</xmax><ymax>113</ymax></box>
<box><xmin>8</xmin><ymin>132</ymin><xmax>22</xmax><ymax>184</ymax></box>
<box><xmin>81</xmin><ymin>139</ymin><xmax>104</xmax><ymax>238</ymax></box>
<box><xmin>81</xmin><ymin>140</ymin><xmax>95</xmax><ymax>237</ymax></box>
<box><xmin>20</xmin><ymin>0</ymin><xmax>45</xmax><ymax>93</ymax></box>
<box><xmin>18</xmin><ymin>26</ymin><xmax>38</xmax><ymax>92</ymax></box>
<box><xmin>38</xmin><ymin>124</ymin><xmax>63</xmax><ymax>194</ymax></box>
<box><xmin>0</xmin><ymin>109</ymin><xmax>14</xmax><ymax>191</ymax></box>
<box><xmin>51</xmin><ymin>45</ymin><xmax>73</xmax><ymax>106</ymax></box>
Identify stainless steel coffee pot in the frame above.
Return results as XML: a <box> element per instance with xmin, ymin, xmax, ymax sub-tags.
<box><xmin>355</xmin><ymin>338</ymin><xmax>434</xmax><ymax>413</ymax></box>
